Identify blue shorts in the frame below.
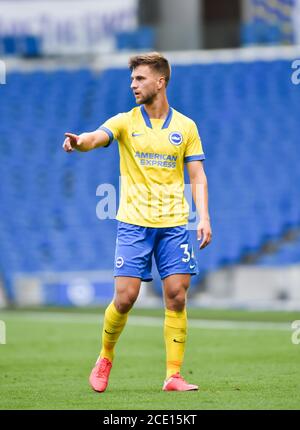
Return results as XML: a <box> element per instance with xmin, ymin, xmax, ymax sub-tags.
<box><xmin>114</xmin><ymin>221</ymin><xmax>199</xmax><ymax>281</ymax></box>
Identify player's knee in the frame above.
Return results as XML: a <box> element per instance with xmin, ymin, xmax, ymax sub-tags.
<box><xmin>115</xmin><ymin>291</ymin><xmax>138</xmax><ymax>313</ymax></box>
<box><xmin>114</xmin><ymin>299</ymin><xmax>132</xmax><ymax>313</ymax></box>
<box><xmin>166</xmin><ymin>286</ymin><xmax>187</xmax><ymax>310</ymax></box>
<box><xmin>172</xmin><ymin>294</ymin><xmax>186</xmax><ymax>311</ymax></box>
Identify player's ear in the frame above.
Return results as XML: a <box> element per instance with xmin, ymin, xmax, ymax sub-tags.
<box><xmin>157</xmin><ymin>76</ymin><xmax>165</xmax><ymax>89</ymax></box>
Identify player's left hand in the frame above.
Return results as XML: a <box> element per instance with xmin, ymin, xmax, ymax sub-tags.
<box><xmin>197</xmin><ymin>219</ymin><xmax>212</xmax><ymax>249</ymax></box>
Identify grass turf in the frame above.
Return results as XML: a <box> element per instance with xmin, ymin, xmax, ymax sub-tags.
<box><xmin>0</xmin><ymin>308</ymin><xmax>299</xmax><ymax>410</ymax></box>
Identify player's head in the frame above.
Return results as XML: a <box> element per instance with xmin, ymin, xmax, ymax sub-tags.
<box><xmin>129</xmin><ymin>52</ymin><xmax>171</xmax><ymax>105</ymax></box>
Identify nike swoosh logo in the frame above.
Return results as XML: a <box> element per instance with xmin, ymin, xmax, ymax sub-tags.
<box><xmin>105</xmin><ymin>329</ymin><xmax>115</xmax><ymax>335</ymax></box>
<box><xmin>189</xmin><ymin>265</ymin><xmax>195</xmax><ymax>269</ymax></box>
<box><xmin>173</xmin><ymin>339</ymin><xmax>185</xmax><ymax>343</ymax></box>
<box><xmin>132</xmin><ymin>132</ymin><xmax>144</xmax><ymax>137</ymax></box>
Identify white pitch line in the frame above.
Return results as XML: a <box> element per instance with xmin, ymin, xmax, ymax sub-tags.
<box><xmin>130</xmin><ymin>316</ymin><xmax>291</xmax><ymax>331</ymax></box>
<box><xmin>0</xmin><ymin>311</ymin><xmax>291</xmax><ymax>331</ymax></box>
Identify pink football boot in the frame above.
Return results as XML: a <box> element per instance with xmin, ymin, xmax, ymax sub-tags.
<box><xmin>89</xmin><ymin>358</ymin><xmax>112</xmax><ymax>393</ymax></box>
<box><xmin>163</xmin><ymin>373</ymin><xmax>198</xmax><ymax>391</ymax></box>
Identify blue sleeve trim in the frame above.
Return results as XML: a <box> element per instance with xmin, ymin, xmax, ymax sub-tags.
<box><xmin>184</xmin><ymin>154</ymin><xmax>205</xmax><ymax>163</ymax></box>
<box><xmin>98</xmin><ymin>126</ymin><xmax>114</xmax><ymax>147</ymax></box>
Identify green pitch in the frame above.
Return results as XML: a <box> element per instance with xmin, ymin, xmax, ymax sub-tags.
<box><xmin>0</xmin><ymin>307</ymin><xmax>299</xmax><ymax>410</ymax></box>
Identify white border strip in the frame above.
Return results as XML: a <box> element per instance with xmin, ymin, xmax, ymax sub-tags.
<box><xmin>4</xmin><ymin>45</ymin><xmax>300</xmax><ymax>73</ymax></box>
<box><xmin>0</xmin><ymin>311</ymin><xmax>291</xmax><ymax>331</ymax></box>
<box><xmin>96</xmin><ymin>46</ymin><xmax>300</xmax><ymax>68</ymax></box>
<box><xmin>13</xmin><ymin>270</ymin><xmax>114</xmax><ymax>283</ymax></box>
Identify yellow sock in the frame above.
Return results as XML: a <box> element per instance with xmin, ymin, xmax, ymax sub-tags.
<box><xmin>99</xmin><ymin>302</ymin><xmax>128</xmax><ymax>362</ymax></box>
<box><xmin>164</xmin><ymin>308</ymin><xmax>187</xmax><ymax>379</ymax></box>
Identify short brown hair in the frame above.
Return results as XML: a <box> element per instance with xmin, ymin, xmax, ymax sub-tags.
<box><xmin>128</xmin><ymin>52</ymin><xmax>171</xmax><ymax>87</ymax></box>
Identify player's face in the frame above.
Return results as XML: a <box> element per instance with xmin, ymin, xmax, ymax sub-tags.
<box><xmin>130</xmin><ymin>65</ymin><xmax>162</xmax><ymax>105</ymax></box>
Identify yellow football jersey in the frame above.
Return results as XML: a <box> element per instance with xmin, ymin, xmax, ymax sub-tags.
<box><xmin>99</xmin><ymin>106</ymin><xmax>205</xmax><ymax>228</ymax></box>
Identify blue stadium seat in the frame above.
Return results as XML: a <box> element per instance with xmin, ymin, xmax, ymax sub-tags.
<box><xmin>19</xmin><ymin>35</ymin><xmax>42</xmax><ymax>57</ymax></box>
<box><xmin>115</xmin><ymin>26</ymin><xmax>155</xmax><ymax>51</ymax></box>
<box><xmin>1</xmin><ymin>36</ymin><xmax>18</xmax><ymax>55</ymax></box>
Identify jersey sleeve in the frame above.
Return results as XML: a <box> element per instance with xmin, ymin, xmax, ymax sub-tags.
<box><xmin>98</xmin><ymin>113</ymin><xmax>126</xmax><ymax>147</ymax></box>
<box><xmin>184</xmin><ymin>121</ymin><xmax>205</xmax><ymax>163</ymax></box>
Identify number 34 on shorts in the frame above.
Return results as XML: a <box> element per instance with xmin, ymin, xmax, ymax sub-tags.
<box><xmin>114</xmin><ymin>222</ymin><xmax>199</xmax><ymax>281</ymax></box>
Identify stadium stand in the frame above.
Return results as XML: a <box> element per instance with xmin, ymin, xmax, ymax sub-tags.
<box><xmin>0</xmin><ymin>35</ymin><xmax>42</xmax><ymax>57</ymax></box>
<box><xmin>115</xmin><ymin>26</ymin><xmax>155</xmax><ymax>51</ymax></box>
<box><xmin>0</xmin><ymin>58</ymin><xmax>299</xmax><ymax>301</ymax></box>
<box><xmin>256</xmin><ymin>235</ymin><xmax>300</xmax><ymax>265</ymax></box>
<box><xmin>241</xmin><ymin>0</ymin><xmax>295</xmax><ymax>46</ymax></box>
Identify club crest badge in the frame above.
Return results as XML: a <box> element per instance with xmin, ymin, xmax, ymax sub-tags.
<box><xmin>169</xmin><ymin>132</ymin><xmax>183</xmax><ymax>146</ymax></box>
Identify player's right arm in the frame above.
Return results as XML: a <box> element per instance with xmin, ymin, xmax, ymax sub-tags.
<box><xmin>63</xmin><ymin>130</ymin><xmax>110</xmax><ymax>153</ymax></box>
<box><xmin>63</xmin><ymin>113</ymin><xmax>126</xmax><ymax>153</ymax></box>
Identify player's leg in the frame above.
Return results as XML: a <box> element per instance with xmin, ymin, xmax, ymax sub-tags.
<box><xmin>100</xmin><ymin>276</ymin><xmax>141</xmax><ymax>362</ymax></box>
<box><xmin>163</xmin><ymin>273</ymin><xmax>189</xmax><ymax>377</ymax></box>
<box><xmin>155</xmin><ymin>226</ymin><xmax>199</xmax><ymax>391</ymax></box>
<box><xmin>89</xmin><ymin>221</ymin><xmax>154</xmax><ymax>393</ymax></box>
<box><xmin>89</xmin><ymin>277</ymin><xmax>141</xmax><ymax>393</ymax></box>
<box><xmin>162</xmin><ymin>274</ymin><xmax>198</xmax><ymax>391</ymax></box>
